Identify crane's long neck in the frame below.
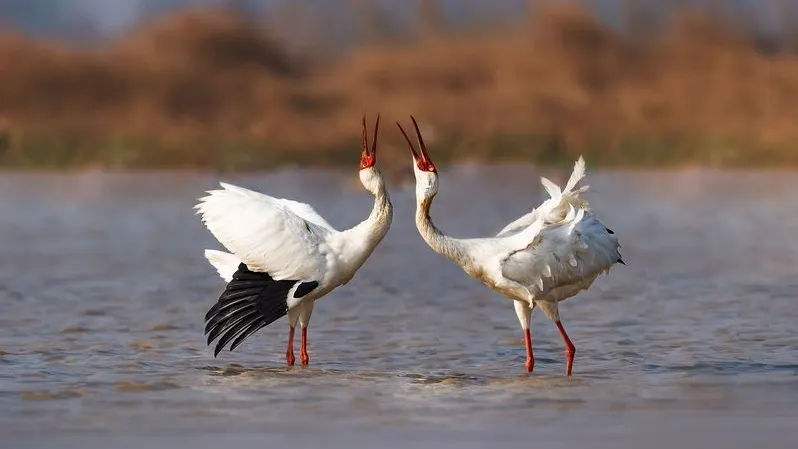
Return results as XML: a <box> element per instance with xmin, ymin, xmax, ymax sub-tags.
<box><xmin>362</xmin><ymin>184</ymin><xmax>392</xmax><ymax>241</ymax></box>
<box><xmin>415</xmin><ymin>195</ymin><xmax>469</xmax><ymax>266</ymax></box>
<box><xmin>340</xmin><ymin>183</ymin><xmax>393</xmax><ymax>270</ymax></box>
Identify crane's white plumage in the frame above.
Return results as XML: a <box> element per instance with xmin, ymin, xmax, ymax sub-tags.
<box><xmin>195</xmin><ymin>116</ymin><xmax>391</xmax><ymax>363</ymax></box>
<box><xmin>398</xmin><ymin>115</ymin><xmax>622</xmax><ymax>376</ymax></box>
<box><xmin>496</xmin><ymin>156</ymin><xmax>619</xmax><ymax>310</ymax></box>
<box><xmin>196</xmin><ymin>182</ymin><xmax>332</xmax><ymax>288</ymax></box>
<box><xmin>500</xmin><ymin>206</ymin><xmax>618</xmax><ymax>307</ymax></box>
<box><xmin>204</xmin><ymin>249</ymin><xmax>241</xmax><ymax>283</ymax></box>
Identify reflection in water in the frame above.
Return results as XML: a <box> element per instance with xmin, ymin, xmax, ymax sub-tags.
<box><xmin>0</xmin><ymin>168</ymin><xmax>797</xmax><ymax>448</ymax></box>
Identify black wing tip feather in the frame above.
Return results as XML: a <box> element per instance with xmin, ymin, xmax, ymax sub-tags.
<box><xmin>204</xmin><ymin>263</ymin><xmax>294</xmax><ymax>357</ymax></box>
<box><xmin>203</xmin><ymin>264</ymin><xmax>320</xmax><ymax>357</ymax></box>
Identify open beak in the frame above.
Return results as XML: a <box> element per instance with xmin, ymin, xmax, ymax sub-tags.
<box><xmin>396</xmin><ymin>115</ymin><xmax>436</xmax><ymax>172</ymax></box>
<box><xmin>360</xmin><ymin>114</ymin><xmax>380</xmax><ymax>168</ymax></box>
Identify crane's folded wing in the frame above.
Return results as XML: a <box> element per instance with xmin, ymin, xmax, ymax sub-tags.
<box><xmin>501</xmin><ymin>213</ymin><xmax>619</xmax><ymax>293</ymax></box>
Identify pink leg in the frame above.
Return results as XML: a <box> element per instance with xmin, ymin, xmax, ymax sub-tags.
<box><xmin>555</xmin><ymin>321</ymin><xmax>576</xmax><ymax>376</ymax></box>
<box><xmin>300</xmin><ymin>327</ymin><xmax>309</xmax><ymax>366</ymax></box>
<box><xmin>286</xmin><ymin>326</ymin><xmax>295</xmax><ymax>366</ymax></box>
<box><xmin>524</xmin><ymin>328</ymin><xmax>534</xmax><ymax>372</ymax></box>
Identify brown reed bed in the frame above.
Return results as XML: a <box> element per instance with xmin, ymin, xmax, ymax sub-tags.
<box><xmin>1</xmin><ymin>2</ymin><xmax>798</xmax><ymax>170</ymax></box>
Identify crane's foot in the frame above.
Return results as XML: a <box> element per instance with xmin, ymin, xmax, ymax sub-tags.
<box><xmin>286</xmin><ymin>351</ymin><xmax>295</xmax><ymax>366</ymax></box>
<box><xmin>525</xmin><ymin>358</ymin><xmax>534</xmax><ymax>373</ymax></box>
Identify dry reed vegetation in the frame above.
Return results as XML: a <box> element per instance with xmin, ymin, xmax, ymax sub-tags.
<box><xmin>1</xmin><ymin>1</ymin><xmax>798</xmax><ymax>169</ymax></box>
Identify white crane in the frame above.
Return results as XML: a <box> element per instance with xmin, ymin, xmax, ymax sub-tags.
<box><xmin>195</xmin><ymin>115</ymin><xmax>392</xmax><ymax>366</ymax></box>
<box><xmin>397</xmin><ymin>116</ymin><xmax>623</xmax><ymax>376</ymax></box>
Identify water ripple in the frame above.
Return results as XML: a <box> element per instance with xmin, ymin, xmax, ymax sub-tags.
<box><xmin>0</xmin><ymin>169</ymin><xmax>797</xmax><ymax>448</ymax></box>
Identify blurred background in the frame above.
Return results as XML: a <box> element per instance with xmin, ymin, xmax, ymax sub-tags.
<box><xmin>2</xmin><ymin>0</ymin><xmax>798</xmax><ymax>169</ymax></box>
<box><xmin>2</xmin><ymin>3</ymin><xmax>798</xmax><ymax>448</ymax></box>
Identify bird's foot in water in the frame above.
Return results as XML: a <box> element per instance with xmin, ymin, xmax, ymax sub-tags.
<box><xmin>525</xmin><ymin>358</ymin><xmax>534</xmax><ymax>373</ymax></box>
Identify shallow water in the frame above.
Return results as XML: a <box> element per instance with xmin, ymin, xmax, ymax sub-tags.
<box><xmin>1</xmin><ymin>167</ymin><xmax>797</xmax><ymax>448</ymax></box>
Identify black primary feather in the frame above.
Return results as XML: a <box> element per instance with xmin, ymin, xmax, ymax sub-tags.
<box><xmin>203</xmin><ymin>263</ymin><xmax>318</xmax><ymax>357</ymax></box>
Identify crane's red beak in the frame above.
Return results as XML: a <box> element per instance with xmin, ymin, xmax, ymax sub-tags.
<box><xmin>359</xmin><ymin>114</ymin><xmax>379</xmax><ymax>169</ymax></box>
<box><xmin>396</xmin><ymin>115</ymin><xmax>436</xmax><ymax>173</ymax></box>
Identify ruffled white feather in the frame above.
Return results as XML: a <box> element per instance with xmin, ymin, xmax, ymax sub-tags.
<box><xmin>497</xmin><ymin>156</ymin><xmax>590</xmax><ymax>237</ymax></box>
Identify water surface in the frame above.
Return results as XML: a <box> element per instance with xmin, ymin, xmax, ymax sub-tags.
<box><xmin>1</xmin><ymin>167</ymin><xmax>797</xmax><ymax>448</ymax></box>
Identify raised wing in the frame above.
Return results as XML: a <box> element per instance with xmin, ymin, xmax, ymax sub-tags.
<box><xmin>195</xmin><ymin>182</ymin><xmax>331</xmax><ymax>282</ymax></box>
<box><xmin>218</xmin><ymin>182</ymin><xmax>337</xmax><ymax>232</ymax></box>
<box><xmin>501</xmin><ymin>209</ymin><xmax>619</xmax><ymax>295</ymax></box>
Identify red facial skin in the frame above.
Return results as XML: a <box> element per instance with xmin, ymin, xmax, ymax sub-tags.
<box><xmin>359</xmin><ymin>154</ymin><xmax>375</xmax><ymax>170</ymax></box>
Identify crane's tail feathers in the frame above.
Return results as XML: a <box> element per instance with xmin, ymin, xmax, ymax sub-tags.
<box><xmin>540</xmin><ymin>177</ymin><xmax>562</xmax><ymax>201</ymax></box>
<box><xmin>563</xmin><ymin>155</ymin><xmax>586</xmax><ymax>194</ymax></box>
<box><xmin>571</xmin><ymin>185</ymin><xmax>589</xmax><ymax>196</ymax></box>
<box><xmin>204</xmin><ymin>249</ymin><xmax>242</xmax><ymax>282</ymax></box>
<box><xmin>540</xmin><ymin>156</ymin><xmax>588</xmax><ymax>200</ymax></box>
<box><xmin>539</xmin><ymin>157</ymin><xmax>591</xmax><ymax>223</ymax></box>
<box><xmin>564</xmin><ymin>204</ymin><xmax>576</xmax><ymax>222</ymax></box>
